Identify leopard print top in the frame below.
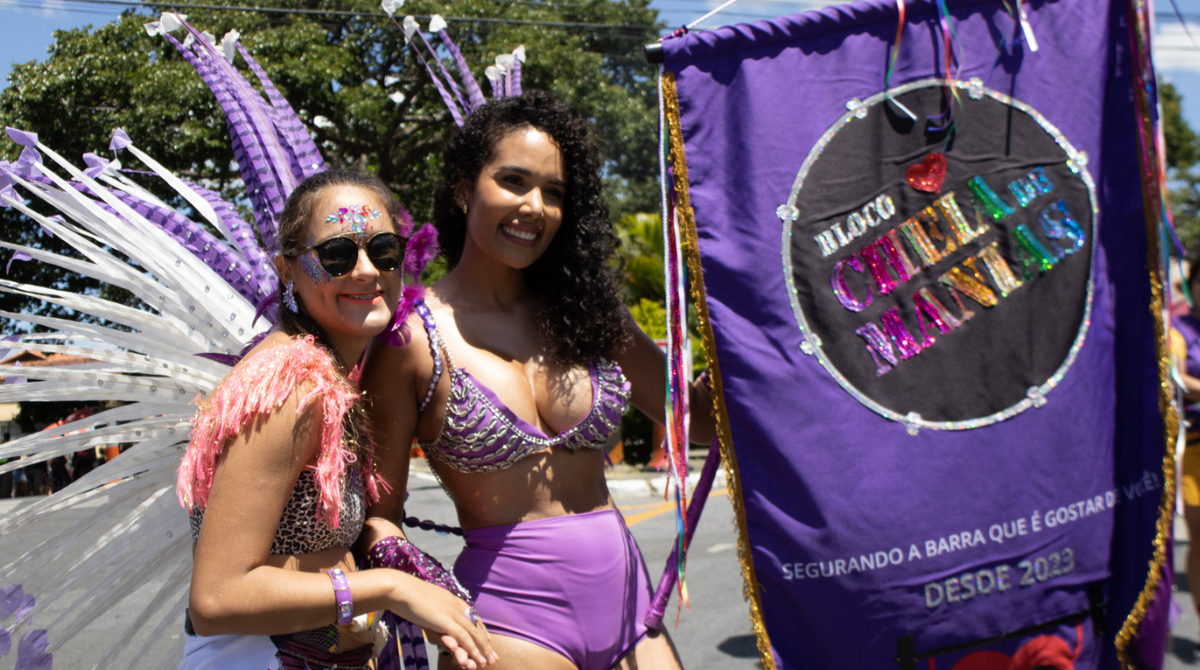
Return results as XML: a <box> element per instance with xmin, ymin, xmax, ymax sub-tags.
<box><xmin>189</xmin><ymin>468</ymin><xmax>365</xmax><ymax>554</ymax></box>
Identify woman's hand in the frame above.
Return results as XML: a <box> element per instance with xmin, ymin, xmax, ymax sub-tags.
<box><xmin>387</xmin><ymin>572</ymin><xmax>497</xmax><ymax>669</ymax></box>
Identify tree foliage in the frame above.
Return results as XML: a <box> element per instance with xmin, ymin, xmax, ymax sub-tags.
<box><xmin>1163</xmin><ymin>81</ymin><xmax>1200</xmax><ymax>253</ymax></box>
<box><xmin>0</xmin><ymin>0</ymin><xmax>662</xmax><ymax>329</ymax></box>
<box><xmin>1164</xmin><ymin>81</ymin><xmax>1200</xmax><ymax>172</ymax></box>
<box><xmin>615</xmin><ymin>210</ymin><xmax>663</xmax><ymax>304</ymax></box>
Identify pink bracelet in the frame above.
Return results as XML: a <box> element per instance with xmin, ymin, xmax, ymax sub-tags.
<box><xmin>327</xmin><ymin>568</ymin><xmax>353</xmax><ymax>626</ymax></box>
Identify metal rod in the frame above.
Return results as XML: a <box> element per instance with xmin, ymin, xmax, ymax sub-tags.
<box><xmin>644</xmin><ymin>42</ymin><xmax>664</xmax><ymax>64</ymax></box>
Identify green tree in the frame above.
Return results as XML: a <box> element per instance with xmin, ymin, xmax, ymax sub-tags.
<box><xmin>1163</xmin><ymin>81</ymin><xmax>1200</xmax><ymax>251</ymax></box>
<box><xmin>0</xmin><ymin>0</ymin><xmax>662</xmax><ymax>327</ymax></box>
<box><xmin>1164</xmin><ymin>81</ymin><xmax>1200</xmax><ymax>171</ymax></box>
<box><xmin>615</xmin><ymin>211</ymin><xmax>664</xmax><ymax>304</ymax></box>
<box><xmin>615</xmin><ymin>210</ymin><xmax>707</xmax><ymax>371</ymax></box>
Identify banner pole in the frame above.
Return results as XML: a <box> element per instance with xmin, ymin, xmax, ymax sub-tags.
<box><xmin>660</xmin><ymin>70</ymin><xmax>779</xmax><ymax>670</ymax></box>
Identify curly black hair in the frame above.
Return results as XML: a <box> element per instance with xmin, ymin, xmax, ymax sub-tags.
<box><xmin>433</xmin><ymin>90</ymin><xmax>630</xmax><ymax>366</ymax></box>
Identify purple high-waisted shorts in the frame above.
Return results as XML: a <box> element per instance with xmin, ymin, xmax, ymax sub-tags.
<box><xmin>454</xmin><ymin>508</ymin><xmax>652</xmax><ymax>670</ymax></box>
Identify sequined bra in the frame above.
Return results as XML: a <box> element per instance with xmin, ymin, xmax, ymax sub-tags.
<box><xmin>414</xmin><ymin>300</ymin><xmax>631</xmax><ymax>473</ymax></box>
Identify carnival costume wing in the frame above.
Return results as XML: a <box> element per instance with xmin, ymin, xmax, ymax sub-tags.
<box><xmin>0</xmin><ymin>16</ymin><xmax>327</xmax><ymax>668</ymax></box>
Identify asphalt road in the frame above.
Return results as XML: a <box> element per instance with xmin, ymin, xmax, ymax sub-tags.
<box><xmin>0</xmin><ymin>461</ymin><xmax>763</xmax><ymax>670</ymax></box>
<box><xmin>1168</xmin><ymin>518</ymin><xmax>1199</xmax><ymax>670</ymax></box>
<box><xmin>17</xmin><ymin>465</ymin><xmax>1200</xmax><ymax>669</ymax></box>
<box><xmin>405</xmin><ymin>463</ymin><xmax>763</xmax><ymax>670</ymax></box>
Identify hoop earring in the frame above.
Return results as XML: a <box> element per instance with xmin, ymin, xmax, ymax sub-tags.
<box><xmin>283</xmin><ymin>280</ymin><xmax>299</xmax><ymax>313</ymax></box>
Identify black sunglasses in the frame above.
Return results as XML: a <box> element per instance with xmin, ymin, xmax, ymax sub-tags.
<box><xmin>293</xmin><ymin>232</ymin><xmax>404</xmax><ymax>278</ymax></box>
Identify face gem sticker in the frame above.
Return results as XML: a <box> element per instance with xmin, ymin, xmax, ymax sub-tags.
<box><xmin>326</xmin><ymin>205</ymin><xmax>383</xmax><ymax>241</ymax></box>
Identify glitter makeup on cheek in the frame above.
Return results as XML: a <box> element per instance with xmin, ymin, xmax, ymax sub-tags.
<box><xmin>299</xmin><ymin>253</ymin><xmax>333</xmax><ymax>284</ymax></box>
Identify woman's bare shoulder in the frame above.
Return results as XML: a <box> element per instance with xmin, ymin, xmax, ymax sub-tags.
<box><xmin>362</xmin><ymin>305</ymin><xmax>437</xmax><ymax>402</ymax></box>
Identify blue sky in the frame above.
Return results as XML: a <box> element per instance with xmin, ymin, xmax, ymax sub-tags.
<box><xmin>0</xmin><ymin>0</ymin><xmax>1198</xmax><ymax>133</ymax></box>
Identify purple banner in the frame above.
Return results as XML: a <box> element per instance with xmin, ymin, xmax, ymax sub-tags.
<box><xmin>663</xmin><ymin>0</ymin><xmax>1167</xmax><ymax>667</ymax></box>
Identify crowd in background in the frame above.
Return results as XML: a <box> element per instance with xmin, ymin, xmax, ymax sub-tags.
<box><xmin>0</xmin><ymin>434</ymin><xmax>114</xmax><ymax>498</ymax></box>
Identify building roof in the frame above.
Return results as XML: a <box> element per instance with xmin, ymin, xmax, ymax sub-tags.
<box><xmin>0</xmin><ymin>350</ymin><xmax>98</xmax><ymax>382</ymax></box>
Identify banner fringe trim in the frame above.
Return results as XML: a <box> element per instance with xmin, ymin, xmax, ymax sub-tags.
<box><xmin>1114</xmin><ymin>0</ymin><xmax>1179</xmax><ymax>663</ymax></box>
<box><xmin>661</xmin><ymin>71</ymin><xmax>778</xmax><ymax>670</ymax></box>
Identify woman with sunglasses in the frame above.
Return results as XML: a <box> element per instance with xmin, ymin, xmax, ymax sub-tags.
<box><xmin>362</xmin><ymin>91</ymin><xmax>715</xmax><ymax>670</ymax></box>
<box><xmin>178</xmin><ymin>170</ymin><xmax>496</xmax><ymax>670</ymax></box>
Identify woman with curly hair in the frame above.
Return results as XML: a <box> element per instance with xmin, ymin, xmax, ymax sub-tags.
<box><xmin>361</xmin><ymin>91</ymin><xmax>715</xmax><ymax>670</ymax></box>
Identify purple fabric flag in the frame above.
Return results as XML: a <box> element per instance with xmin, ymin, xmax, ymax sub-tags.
<box><xmin>663</xmin><ymin>0</ymin><xmax>1168</xmax><ymax>667</ymax></box>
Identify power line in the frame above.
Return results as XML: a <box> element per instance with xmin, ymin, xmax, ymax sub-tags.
<box><xmin>0</xmin><ymin>1</ymin><xmax>121</xmax><ymax>15</ymax></box>
<box><xmin>50</xmin><ymin>0</ymin><xmax>658</xmax><ymax>30</ymax></box>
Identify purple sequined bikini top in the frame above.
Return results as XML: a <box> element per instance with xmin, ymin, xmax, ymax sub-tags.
<box><xmin>414</xmin><ymin>300</ymin><xmax>631</xmax><ymax>473</ymax></box>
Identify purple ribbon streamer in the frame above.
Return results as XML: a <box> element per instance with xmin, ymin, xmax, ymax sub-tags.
<box><xmin>3</xmin><ymin>128</ymin><xmax>37</xmax><ymax>148</ymax></box>
<box><xmin>15</xmin><ymin>629</ymin><xmax>51</xmax><ymax>670</ymax></box>
<box><xmin>0</xmin><ymin>586</ymin><xmax>24</xmax><ymax>619</ymax></box>
<box><xmin>438</xmin><ymin>31</ymin><xmax>486</xmax><ymax>110</ymax></box>
<box><xmin>108</xmin><ymin>128</ymin><xmax>132</xmax><ymax>152</ymax></box>
<box><xmin>5</xmin><ymin>253</ymin><xmax>31</xmax><ymax>275</ymax></box>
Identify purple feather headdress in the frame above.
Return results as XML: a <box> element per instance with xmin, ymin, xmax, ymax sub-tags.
<box><xmin>382</xmin><ymin>4</ymin><xmax>526</xmax><ymax>127</ymax></box>
<box><xmin>147</xmin><ymin>14</ymin><xmax>436</xmax><ymax>350</ymax></box>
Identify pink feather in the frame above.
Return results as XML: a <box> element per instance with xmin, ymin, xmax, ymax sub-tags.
<box><xmin>177</xmin><ymin>336</ymin><xmax>378</xmax><ymax>527</ymax></box>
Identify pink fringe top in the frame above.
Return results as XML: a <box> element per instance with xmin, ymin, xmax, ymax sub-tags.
<box><xmin>176</xmin><ymin>336</ymin><xmax>380</xmax><ymax>527</ymax></box>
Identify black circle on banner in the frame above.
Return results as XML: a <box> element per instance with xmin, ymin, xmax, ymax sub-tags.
<box><xmin>782</xmin><ymin>79</ymin><xmax>1096</xmax><ymax>429</ymax></box>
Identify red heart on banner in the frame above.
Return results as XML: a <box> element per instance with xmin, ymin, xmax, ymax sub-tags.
<box><xmin>906</xmin><ymin>152</ymin><xmax>948</xmax><ymax>193</ymax></box>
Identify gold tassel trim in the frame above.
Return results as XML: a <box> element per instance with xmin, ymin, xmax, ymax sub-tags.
<box><xmin>661</xmin><ymin>71</ymin><xmax>778</xmax><ymax>670</ymax></box>
<box><xmin>1114</xmin><ymin>0</ymin><xmax>1179</xmax><ymax>663</ymax></box>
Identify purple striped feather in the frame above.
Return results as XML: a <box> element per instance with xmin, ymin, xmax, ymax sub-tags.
<box><xmin>164</xmin><ymin>33</ymin><xmax>287</xmax><ymax>240</ymax></box>
<box><xmin>182</xmin><ymin>26</ymin><xmax>299</xmax><ymax>197</ymax></box>
<box><xmin>438</xmin><ymin>31</ymin><xmax>486</xmax><ymax>110</ymax></box>
<box><xmin>164</xmin><ymin>32</ymin><xmax>290</xmax><ymax>241</ymax></box>
<box><xmin>415</xmin><ymin>30</ymin><xmax>469</xmax><ymax>114</ymax></box>
<box><xmin>181</xmin><ymin>179</ymin><xmax>277</xmax><ymax>298</ymax></box>
<box><xmin>222</xmin><ymin>46</ymin><xmax>310</xmax><ymax>185</ymax></box>
<box><xmin>235</xmin><ymin>45</ymin><xmax>324</xmax><ymax>181</ymax></box>
<box><xmin>390</xmin><ymin>17</ymin><xmax>464</xmax><ymax>126</ymax></box>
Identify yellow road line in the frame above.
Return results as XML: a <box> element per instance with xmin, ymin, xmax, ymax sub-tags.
<box><xmin>615</xmin><ymin>499</ymin><xmax>671</xmax><ymax>512</ymax></box>
<box><xmin>622</xmin><ymin>489</ymin><xmax>727</xmax><ymax>527</ymax></box>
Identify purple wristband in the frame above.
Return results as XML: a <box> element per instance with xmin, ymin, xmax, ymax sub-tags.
<box><xmin>327</xmin><ymin>568</ymin><xmax>353</xmax><ymax>626</ymax></box>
